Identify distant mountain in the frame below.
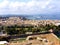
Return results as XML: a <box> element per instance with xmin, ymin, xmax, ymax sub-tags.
<box><xmin>0</xmin><ymin>14</ymin><xmax>60</xmax><ymax>20</ymax></box>
<box><xmin>0</xmin><ymin>15</ymin><xmax>27</xmax><ymax>20</ymax></box>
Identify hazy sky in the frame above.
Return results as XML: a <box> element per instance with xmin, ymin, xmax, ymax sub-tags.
<box><xmin>0</xmin><ymin>0</ymin><xmax>60</xmax><ymax>15</ymax></box>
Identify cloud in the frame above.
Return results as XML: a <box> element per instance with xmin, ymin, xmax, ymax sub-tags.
<box><xmin>0</xmin><ymin>0</ymin><xmax>60</xmax><ymax>15</ymax></box>
<box><xmin>0</xmin><ymin>0</ymin><xmax>8</xmax><ymax>8</ymax></box>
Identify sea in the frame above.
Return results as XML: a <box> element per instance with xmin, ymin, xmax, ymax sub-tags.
<box><xmin>0</xmin><ymin>14</ymin><xmax>60</xmax><ymax>20</ymax></box>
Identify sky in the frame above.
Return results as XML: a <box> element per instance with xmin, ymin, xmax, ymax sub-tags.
<box><xmin>0</xmin><ymin>0</ymin><xmax>60</xmax><ymax>15</ymax></box>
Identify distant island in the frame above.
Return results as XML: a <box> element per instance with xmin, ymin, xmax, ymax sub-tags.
<box><xmin>0</xmin><ymin>14</ymin><xmax>60</xmax><ymax>20</ymax></box>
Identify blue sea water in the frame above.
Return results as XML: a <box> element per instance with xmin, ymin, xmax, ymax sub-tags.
<box><xmin>23</xmin><ymin>15</ymin><xmax>60</xmax><ymax>20</ymax></box>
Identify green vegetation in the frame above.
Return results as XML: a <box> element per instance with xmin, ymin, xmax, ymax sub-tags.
<box><xmin>0</xmin><ymin>24</ymin><xmax>60</xmax><ymax>38</ymax></box>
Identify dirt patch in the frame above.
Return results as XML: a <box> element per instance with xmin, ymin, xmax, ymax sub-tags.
<box><xmin>9</xmin><ymin>33</ymin><xmax>60</xmax><ymax>45</ymax></box>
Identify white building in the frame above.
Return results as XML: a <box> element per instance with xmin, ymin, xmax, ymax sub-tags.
<box><xmin>0</xmin><ymin>41</ymin><xmax>8</xmax><ymax>44</ymax></box>
<box><xmin>55</xmin><ymin>23</ymin><xmax>60</xmax><ymax>26</ymax></box>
